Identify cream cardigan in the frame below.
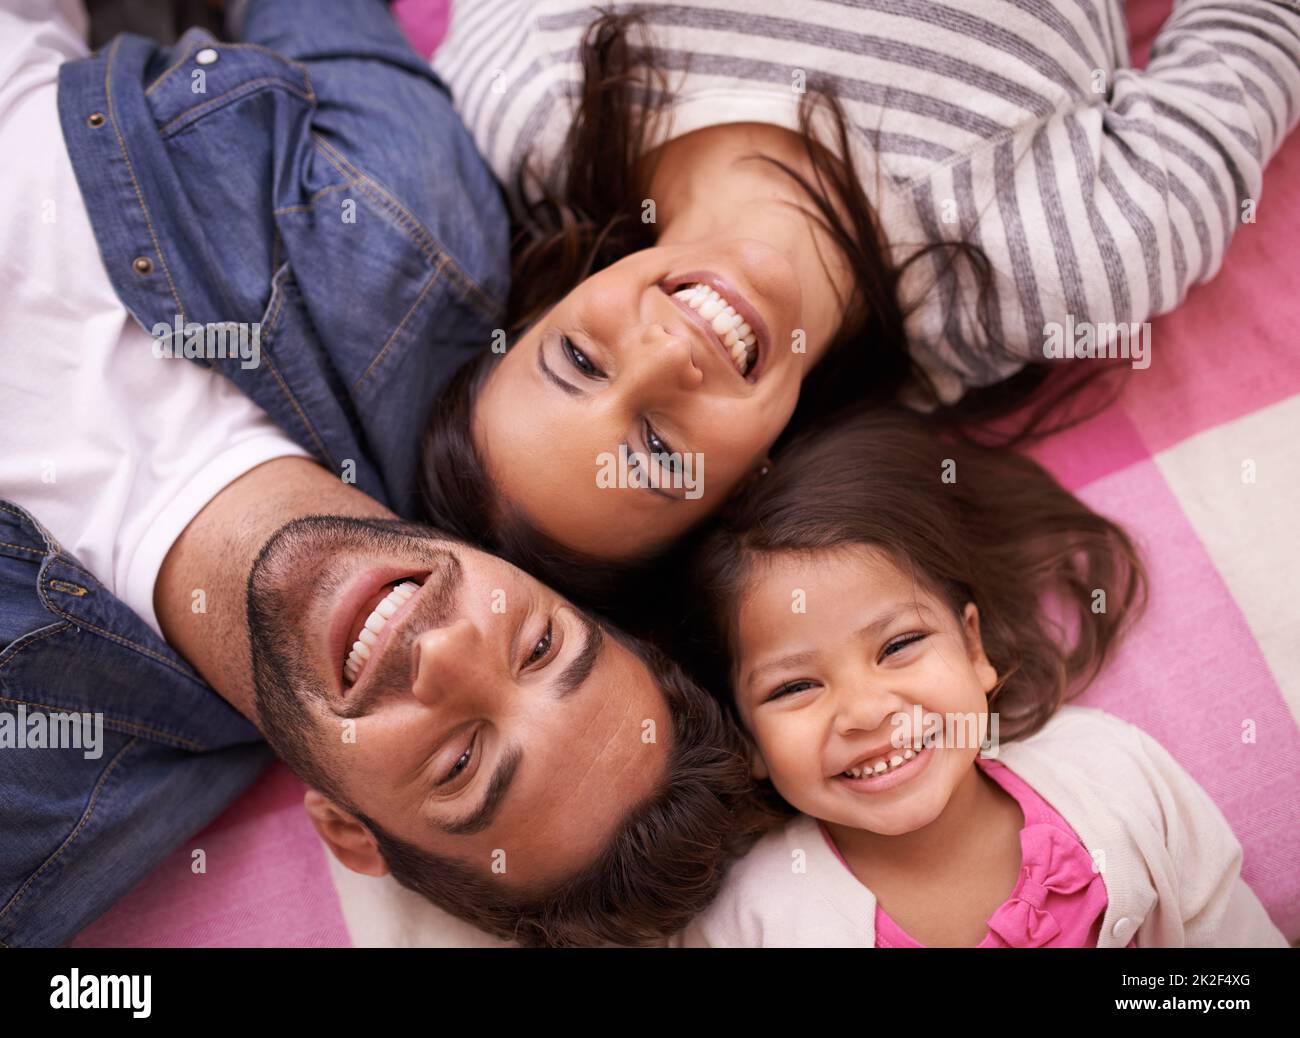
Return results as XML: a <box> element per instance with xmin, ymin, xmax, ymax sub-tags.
<box><xmin>672</xmin><ymin>706</ymin><xmax>1288</xmax><ymax>948</ymax></box>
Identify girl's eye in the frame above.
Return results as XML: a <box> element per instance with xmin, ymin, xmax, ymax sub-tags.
<box><xmin>524</xmin><ymin>620</ymin><xmax>554</xmax><ymax>668</ymax></box>
<box><xmin>764</xmin><ymin>680</ymin><xmax>817</xmax><ymax>703</ymax></box>
<box><xmin>644</xmin><ymin>421</ymin><xmax>682</xmax><ymax>472</ymax></box>
<box><xmin>882</xmin><ymin>633</ymin><xmax>927</xmax><ymax>659</ymax></box>
<box><xmin>562</xmin><ymin>336</ymin><xmax>603</xmax><ymax>378</ymax></box>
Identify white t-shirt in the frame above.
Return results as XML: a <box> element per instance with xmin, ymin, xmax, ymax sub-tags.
<box><xmin>0</xmin><ymin>1</ymin><xmax>309</xmax><ymax>636</ymax></box>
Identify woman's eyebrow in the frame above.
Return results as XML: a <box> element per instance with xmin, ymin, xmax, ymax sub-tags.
<box><xmin>537</xmin><ymin>340</ymin><xmax>584</xmax><ymax>396</ymax></box>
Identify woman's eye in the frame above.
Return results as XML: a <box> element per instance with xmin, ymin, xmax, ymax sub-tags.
<box><xmin>765</xmin><ymin>680</ymin><xmax>816</xmax><ymax>703</ymax></box>
<box><xmin>882</xmin><ymin>633</ymin><xmax>926</xmax><ymax>658</ymax></box>
<box><xmin>644</xmin><ymin>422</ymin><xmax>682</xmax><ymax>472</ymax></box>
<box><xmin>562</xmin><ymin>336</ymin><xmax>603</xmax><ymax>378</ymax></box>
<box><xmin>524</xmin><ymin>620</ymin><xmax>554</xmax><ymax>667</ymax></box>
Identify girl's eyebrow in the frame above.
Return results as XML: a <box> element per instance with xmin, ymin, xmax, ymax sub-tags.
<box><xmin>744</xmin><ymin>649</ymin><xmax>815</xmax><ymax>689</ymax></box>
<box><xmin>536</xmin><ymin>339</ymin><xmax>584</xmax><ymax>396</ymax></box>
<box><xmin>742</xmin><ymin>602</ymin><xmax>938</xmax><ymax>687</ymax></box>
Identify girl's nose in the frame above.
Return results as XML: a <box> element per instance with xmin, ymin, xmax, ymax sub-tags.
<box><xmin>410</xmin><ymin>618</ymin><xmax>486</xmax><ymax>706</ymax></box>
<box><xmin>831</xmin><ymin>671</ymin><xmax>907</xmax><ymax>738</ymax></box>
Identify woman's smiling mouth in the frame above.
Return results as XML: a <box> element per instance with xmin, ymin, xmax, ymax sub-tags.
<box><xmin>661</xmin><ymin>270</ymin><xmax>770</xmax><ymax>381</ymax></box>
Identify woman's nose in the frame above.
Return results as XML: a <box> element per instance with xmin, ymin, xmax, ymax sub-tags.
<box><xmin>631</xmin><ymin>324</ymin><xmax>704</xmax><ymax>395</ymax></box>
<box><xmin>410</xmin><ymin>618</ymin><xmax>486</xmax><ymax>706</ymax></box>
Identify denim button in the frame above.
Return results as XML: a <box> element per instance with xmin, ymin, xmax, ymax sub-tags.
<box><xmin>86</xmin><ymin>112</ymin><xmax>104</xmax><ymax>127</ymax></box>
<box><xmin>195</xmin><ymin>48</ymin><xmax>219</xmax><ymax>66</ymax></box>
<box><xmin>132</xmin><ymin>256</ymin><xmax>153</xmax><ymax>275</ymax></box>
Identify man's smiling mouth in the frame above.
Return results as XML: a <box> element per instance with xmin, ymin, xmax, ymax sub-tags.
<box><xmin>332</xmin><ymin>571</ymin><xmax>430</xmax><ymax>691</ymax></box>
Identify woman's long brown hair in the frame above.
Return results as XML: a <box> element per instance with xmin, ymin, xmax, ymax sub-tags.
<box><xmin>688</xmin><ymin>406</ymin><xmax>1148</xmax><ymax>766</ymax></box>
<box><xmin>420</xmin><ymin>8</ymin><xmax>1128</xmax><ymax>618</ymax></box>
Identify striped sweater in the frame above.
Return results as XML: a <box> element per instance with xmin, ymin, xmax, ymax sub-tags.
<box><xmin>431</xmin><ymin>1</ymin><xmax>1300</xmax><ymax>403</ymax></box>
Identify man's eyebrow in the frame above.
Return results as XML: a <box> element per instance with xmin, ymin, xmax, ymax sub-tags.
<box><xmin>436</xmin><ymin>743</ymin><xmax>523</xmax><ymax>836</ymax></box>
<box><xmin>556</xmin><ymin>613</ymin><xmax>604</xmax><ymax>699</ymax></box>
<box><xmin>537</xmin><ymin>340</ymin><xmax>584</xmax><ymax>397</ymax></box>
<box><xmin>431</xmin><ymin>618</ymin><xmax>603</xmax><ymax>837</ymax></box>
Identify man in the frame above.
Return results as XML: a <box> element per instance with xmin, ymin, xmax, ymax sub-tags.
<box><xmin>0</xmin><ymin>0</ymin><xmax>753</xmax><ymax>947</ymax></box>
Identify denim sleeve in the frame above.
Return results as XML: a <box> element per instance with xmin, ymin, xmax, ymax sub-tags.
<box><xmin>233</xmin><ymin>0</ymin><xmax>443</xmax><ymax>93</ymax></box>
<box><xmin>231</xmin><ymin>0</ymin><xmax>510</xmax><ymax>323</ymax></box>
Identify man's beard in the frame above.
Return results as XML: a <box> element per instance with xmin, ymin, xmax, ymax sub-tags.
<box><xmin>244</xmin><ymin>515</ymin><xmax>459</xmax><ymax>773</ymax></box>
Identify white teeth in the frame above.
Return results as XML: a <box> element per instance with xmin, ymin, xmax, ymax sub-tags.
<box><xmin>672</xmin><ymin>283</ymin><xmax>759</xmax><ymax>375</ymax></box>
<box><xmin>711</xmin><ymin>310</ymin><xmax>741</xmax><ymax>336</ymax></box>
<box><xmin>343</xmin><ymin>580</ymin><xmax>420</xmax><ymax>685</ymax></box>
<box><xmin>841</xmin><ymin>742</ymin><xmax>926</xmax><ymax>779</ymax></box>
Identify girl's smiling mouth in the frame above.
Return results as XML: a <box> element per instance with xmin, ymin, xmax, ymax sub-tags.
<box><xmin>833</xmin><ymin>734</ymin><xmax>937</xmax><ymax>794</ymax></box>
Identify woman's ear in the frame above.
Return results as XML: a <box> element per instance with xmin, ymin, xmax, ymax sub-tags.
<box><xmin>735</xmin><ymin>456</ymin><xmax>773</xmax><ymax>495</ymax></box>
<box><xmin>961</xmin><ymin>602</ymin><xmax>999</xmax><ymax>696</ymax></box>
<box><xmin>303</xmin><ymin>790</ymin><xmax>389</xmax><ymax>878</ymax></box>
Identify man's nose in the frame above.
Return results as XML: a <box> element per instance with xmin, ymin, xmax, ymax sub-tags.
<box><xmin>410</xmin><ymin>618</ymin><xmax>485</xmax><ymax>706</ymax></box>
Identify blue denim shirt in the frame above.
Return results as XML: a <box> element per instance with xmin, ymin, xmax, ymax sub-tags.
<box><xmin>0</xmin><ymin>0</ymin><xmax>508</xmax><ymax>946</ymax></box>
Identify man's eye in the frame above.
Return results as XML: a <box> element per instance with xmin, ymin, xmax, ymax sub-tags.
<box><xmin>525</xmin><ymin>620</ymin><xmax>554</xmax><ymax>667</ymax></box>
<box><xmin>562</xmin><ymin>336</ymin><xmax>603</xmax><ymax>377</ymax></box>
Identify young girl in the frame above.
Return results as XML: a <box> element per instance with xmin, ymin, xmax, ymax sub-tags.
<box><xmin>677</xmin><ymin>409</ymin><xmax>1288</xmax><ymax>947</ymax></box>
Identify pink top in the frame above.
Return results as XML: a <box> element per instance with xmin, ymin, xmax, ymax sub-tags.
<box><xmin>819</xmin><ymin>755</ymin><xmax>1138</xmax><ymax>948</ymax></box>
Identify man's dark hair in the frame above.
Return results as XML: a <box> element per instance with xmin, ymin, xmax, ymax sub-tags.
<box><xmin>260</xmin><ymin>619</ymin><xmax>767</xmax><ymax>947</ymax></box>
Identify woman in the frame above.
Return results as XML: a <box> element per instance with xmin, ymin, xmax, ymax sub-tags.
<box><xmin>420</xmin><ymin>0</ymin><xmax>1300</xmax><ymax>600</ymax></box>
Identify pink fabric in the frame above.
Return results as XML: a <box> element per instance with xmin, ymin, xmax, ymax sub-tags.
<box><xmin>390</xmin><ymin>0</ymin><xmax>448</xmax><ymax>60</ymax></box>
<box><xmin>817</xmin><ymin>758</ymin><xmax>1133</xmax><ymax>948</ymax></box>
<box><xmin>71</xmin><ymin>764</ymin><xmax>349</xmax><ymax>948</ymax></box>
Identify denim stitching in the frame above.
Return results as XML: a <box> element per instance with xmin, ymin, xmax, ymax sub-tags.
<box><xmin>104</xmin><ymin>38</ymin><xmax>186</xmax><ymax>322</ymax></box>
<box><xmin>309</xmin><ymin>133</ymin><xmax>502</xmax><ymax>319</ymax></box>
<box><xmin>143</xmin><ymin>38</ymin><xmax>204</xmax><ymax>96</ymax></box>
<box><xmin>0</xmin><ymin>541</ymin><xmax>43</xmax><ymax>557</ymax></box>
<box><xmin>0</xmin><ymin>737</ymin><xmax>140</xmax><ymax>924</ymax></box>
<box><xmin>0</xmin><ymin>692</ymin><xmax>206</xmax><ymax>752</ymax></box>
<box><xmin>256</xmin><ymin>271</ymin><xmax>335</xmax><ymax>465</ymax></box>
<box><xmin>271</xmin><ymin>182</ymin><xmax>354</xmax><ymax>216</ymax></box>
<box><xmin>0</xmin><ymin>503</ymin><xmax>62</xmax><ymax>554</ymax></box>
<box><xmin>353</xmin><ymin>259</ymin><xmax>449</xmax><ymax>392</ymax></box>
<box><xmin>145</xmin><ymin>39</ymin><xmax>317</xmax><ymax>102</ymax></box>
<box><xmin>33</xmin><ymin>588</ymin><xmax>204</xmax><ymax>683</ymax></box>
<box><xmin>159</xmin><ymin>77</ymin><xmax>315</xmax><ymax>138</ymax></box>
<box><xmin>0</xmin><ymin>623</ymin><xmax>209</xmax><ymax>750</ymax></box>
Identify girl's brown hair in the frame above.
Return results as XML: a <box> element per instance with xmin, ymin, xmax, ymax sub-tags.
<box><xmin>419</xmin><ymin>8</ymin><xmax>1125</xmax><ymax>617</ymax></box>
<box><xmin>688</xmin><ymin>406</ymin><xmax>1148</xmax><ymax>760</ymax></box>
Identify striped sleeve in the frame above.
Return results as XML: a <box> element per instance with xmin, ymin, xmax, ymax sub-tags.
<box><xmin>955</xmin><ymin>0</ymin><xmax>1300</xmax><ymax>378</ymax></box>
